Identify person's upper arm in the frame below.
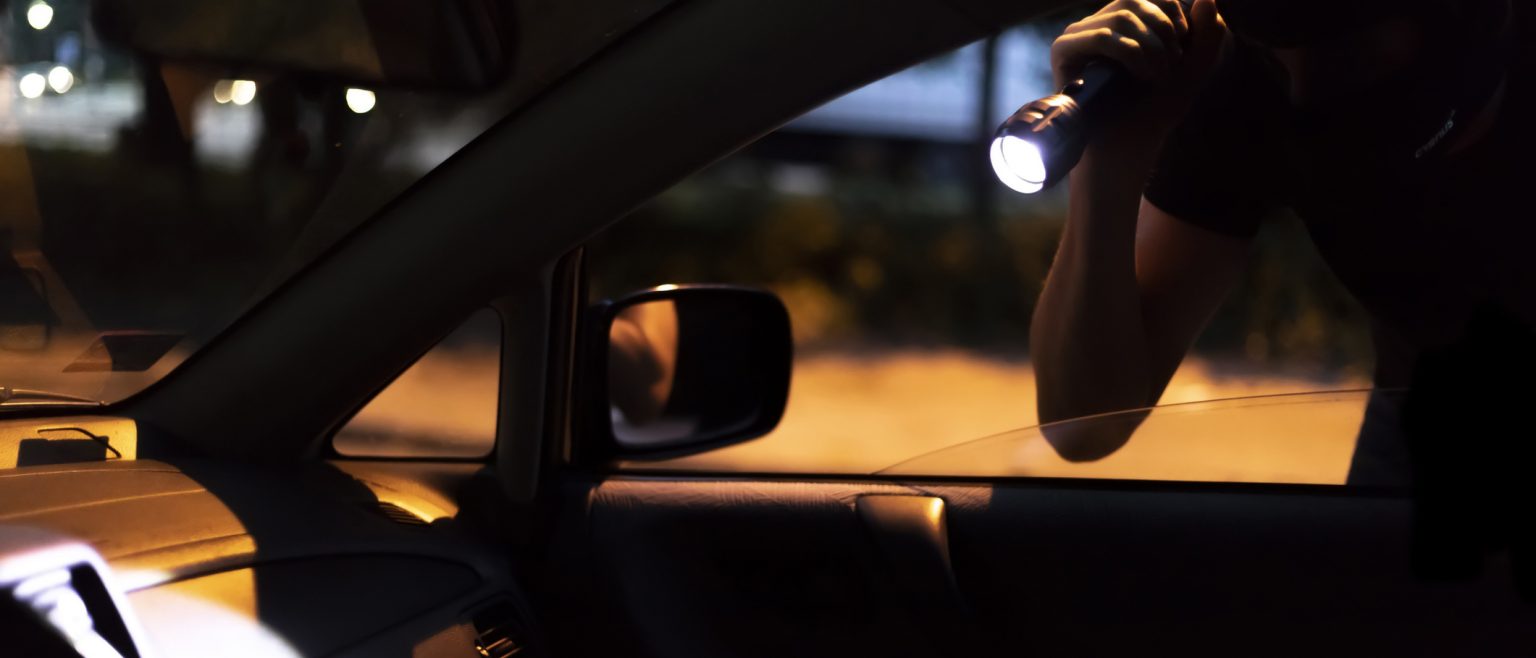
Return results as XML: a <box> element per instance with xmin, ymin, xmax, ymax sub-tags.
<box><xmin>1135</xmin><ymin>197</ymin><xmax>1252</xmax><ymax>398</ymax></box>
<box><xmin>1131</xmin><ymin>39</ymin><xmax>1287</xmax><ymax>396</ymax></box>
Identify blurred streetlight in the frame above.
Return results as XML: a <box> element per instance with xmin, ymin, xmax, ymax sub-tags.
<box><xmin>18</xmin><ymin>73</ymin><xmax>45</xmax><ymax>99</ymax></box>
<box><xmin>46</xmin><ymin>66</ymin><xmax>72</xmax><ymax>94</ymax></box>
<box><xmin>229</xmin><ymin>80</ymin><xmax>256</xmax><ymax>106</ymax></box>
<box><xmin>26</xmin><ymin>1</ymin><xmax>52</xmax><ymax>30</ymax></box>
<box><xmin>344</xmin><ymin>87</ymin><xmax>375</xmax><ymax>114</ymax></box>
<box><xmin>212</xmin><ymin>80</ymin><xmax>233</xmax><ymax>104</ymax></box>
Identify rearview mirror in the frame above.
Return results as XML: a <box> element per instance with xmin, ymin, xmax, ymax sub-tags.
<box><xmin>584</xmin><ymin>285</ymin><xmax>792</xmax><ymax>458</ymax></box>
<box><xmin>92</xmin><ymin>0</ymin><xmax>513</xmax><ymax>90</ymax></box>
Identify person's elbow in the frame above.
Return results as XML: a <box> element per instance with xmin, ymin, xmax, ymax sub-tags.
<box><xmin>1033</xmin><ymin>356</ymin><xmax>1152</xmax><ymax>425</ymax></box>
<box><xmin>1033</xmin><ymin>364</ymin><xmax>1150</xmax><ymax>461</ymax></box>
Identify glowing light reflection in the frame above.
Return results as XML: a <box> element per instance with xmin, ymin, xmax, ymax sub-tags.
<box><xmin>26</xmin><ymin>1</ymin><xmax>53</xmax><ymax>30</ymax></box>
<box><xmin>18</xmin><ymin>73</ymin><xmax>46</xmax><ymax>99</ymax></box>
<box><xmin>46</xmin><ymin>66</ymin><xmax>72</xmax><ymax>94</ymax></box>
<box><xmin>229</xmin><ymin>80</ymin><xmax>256</xmax><ymax>106</ymax></box>
<box><xmin>344</xmin><ymin>87</ymin><xmax>375</xmax><ymax>114</ymax></box>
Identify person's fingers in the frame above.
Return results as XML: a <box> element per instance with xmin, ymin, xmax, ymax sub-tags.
<box><xmin>1130</xmin><ymin>0</ymin><xmax>1184</xmax><ymax>58</ymax></box>
<box><xmin>1053</xmin><ymin>0</ymin><xmax>1199</xmax><ymax>87</ymax></box>
<box><xmin>1052</xmin><ymin>19</ymin><xmax>1105</xmax><ymax>86</ymax></box>
<box><xmin>1068</xmin><ymin>4</ymin><xmax>1179</xmax><ymax>79</ymax></box>
<box><xmin>1182</xmin><ymin>0</ymin><xmax>1228</xmax><ymax>82</ymax></box>
<box><xmin>1057</xmin><ymin>26</ymin><xmax>1164</xmax><ymax>83</ymax></box>
<box><xmin>1147</xmin><ymin>0</ymin><xmax>1189</xmax><ymax>39</ymax></box>
<box><xmin>1107</xmin><ymin>10</ymin><xmax>1174</xmax><ymax>80</ymax></box>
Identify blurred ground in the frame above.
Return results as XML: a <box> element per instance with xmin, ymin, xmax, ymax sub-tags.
<box><xmin>345</xmin><ymin>347</ymin><xmax>1367</xmax><ymax>474</ymax></box>
<box><xmin>652</xmin><ymin>350</ymin><xmax>1367</xmax><ymax>473</ymax></box>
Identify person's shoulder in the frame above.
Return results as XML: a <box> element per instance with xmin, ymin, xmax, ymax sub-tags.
<box><xmin>1144</xmin><ymin>39</ymin><xmax>1288</xmax><ymax>238</ymax></box>
<box><xmin>1173</xmin><ymin>37</ymin><xmax>1287</xmax><ymax>131</ymax></box>
<box><xmin>1215</xmin><ymin>38</ymin><xmax>1287</xmax><ymax>99</ymax></box>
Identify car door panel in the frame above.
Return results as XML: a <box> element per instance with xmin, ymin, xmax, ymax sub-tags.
<box><xmin>942</xmin><ymin>483</ymin><xmax>1534</xmax><ymax>657</ymax></box>
<box><xmin>564</xmin><ymin>479</ymin><xmax>973</xmax><ymax>657</ymax></box>
<box><xmin>559</xmin><ymin>476</ymin><xmax>1536</xmax><ymax>658</ymax></box>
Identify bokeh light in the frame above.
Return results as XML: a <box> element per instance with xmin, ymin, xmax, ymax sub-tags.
<box><xmin>344</xmin><ymin>88</ymin><xmax>375</xmax><ymax>114</ymax></box>
<box><xmin>47</xmin><ymin>66</ymin><xmax>72</xmax><ymax>94</ymax></box>
<box><xmin>26</xmin><ymin>1</ymin><xmax>53</xmax><ymax>30</ymax></box>
<box><xmin>229</xmin><ymin>80</ymin><xmax>257</xmax><ymax>106</ymax></box>
<box><xmin>18</xmin><ymin>73</ymin><xmax>46</xmax><ymax>99</ymax></box>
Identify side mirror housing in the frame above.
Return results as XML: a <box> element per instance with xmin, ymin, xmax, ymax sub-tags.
<box><xmin>580</xmin><ymin>285</ymin><xmax>792</xmax><ymax>460</ymax></box>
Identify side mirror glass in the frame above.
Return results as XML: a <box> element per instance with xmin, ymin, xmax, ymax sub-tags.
<box><xmin>590</xmin><ymin>285</ymin><xmax>792</xmax><ymax>456</ymax></box>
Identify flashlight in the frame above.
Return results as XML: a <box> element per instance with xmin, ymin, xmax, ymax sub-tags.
<box><xmin>991</xmin><ymin>61</ymin><xmax>1134</xmax><ymax>194</ymax></box>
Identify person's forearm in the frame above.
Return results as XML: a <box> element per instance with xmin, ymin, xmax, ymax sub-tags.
<box><xmin>1031</xmin><ymin>150</ymin><xmax>1156</xmax><ymax>423</ymax></box>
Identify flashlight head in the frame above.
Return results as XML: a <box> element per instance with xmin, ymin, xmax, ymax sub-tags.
<box><xmin>990</xmin><ymin>93</ymin><xmax>1088</xmax><ymax>195</ymax></box>
<box><xmin>990</xmin><ymin>135</ymin><xmax>1046</xmax><ymax>194</ymax></box>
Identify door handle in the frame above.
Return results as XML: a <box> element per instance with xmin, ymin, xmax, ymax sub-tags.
<box><xmin>855</xmin><ymin>494</ymin><xmax>968</xmax><ymax>615</ymax></box>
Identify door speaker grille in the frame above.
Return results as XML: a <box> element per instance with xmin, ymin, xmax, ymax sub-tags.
<box><xmin>374</xmin><ymin>501</ymin><xmax>429</xmax><ymax>527</ymax></box>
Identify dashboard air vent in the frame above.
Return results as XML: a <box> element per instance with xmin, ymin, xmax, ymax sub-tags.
<box><xmin>374</xmin><ymin>501</ymin><xmax>429</xmax><ymax>527</ymax></box>
<box><xmin>473</xmin><ymin>600</ymin><xmax>529</xmax><ymax>658</ymax></box>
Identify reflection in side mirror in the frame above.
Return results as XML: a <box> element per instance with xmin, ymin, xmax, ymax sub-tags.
<box><xmin>596</xmin><ymin>285</ymin><xmax>792</xmax><ymax>455</ymax></box>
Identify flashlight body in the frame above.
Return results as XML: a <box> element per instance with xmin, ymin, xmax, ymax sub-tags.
<box><xmin>993</xmin><ymin>60</ymin><xmax>1137</xmax><ymax>192</ymax></box>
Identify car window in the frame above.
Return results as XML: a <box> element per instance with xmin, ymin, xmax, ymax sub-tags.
<box><xmin>587</xmin><ymin>21</ymin><xmax>1377</xmax><ymax>481</ymax></box>
<box><xmin>877</xmin><ymin>390</ymin><xmax>1387</xmax><ymax>485</ymax></box>
<box><xmin>332</xmin><ymin>308</ymin><xmax>501</xmax><ymax>459</ymax></box>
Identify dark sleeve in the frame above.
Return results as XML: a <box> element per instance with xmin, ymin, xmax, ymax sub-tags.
<box><xmin>1143</xmin><ymin>40</ymin><xmax>1289</xmax><ymax>238</ymax></box>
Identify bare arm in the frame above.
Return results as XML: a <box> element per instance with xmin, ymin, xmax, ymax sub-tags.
<box><xmin>1031</xmin><ymin>172</ymin><xmax>1250</xmax><ymax>425</ymax></box>
<box><xmin>1029</xmin><ymin>0</ymin><xmax>1240</xmax><ymax>429</ymax></box>
<box><xmin>1135</xmin><ymin>197</ymin><xmax>1251</xmax><ymax>401</ymax></box>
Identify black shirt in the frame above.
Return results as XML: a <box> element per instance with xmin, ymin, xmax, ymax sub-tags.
<box><xmin>1144</xmin><ymin>14</ymin><xmax>1536</xmax><ymax>386</ymax></box>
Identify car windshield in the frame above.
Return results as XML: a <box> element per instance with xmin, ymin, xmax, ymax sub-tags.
<box><xmin>0</xmin><ymin>0</ymin><xmax>661</xmax><ymax>404</ymax></box>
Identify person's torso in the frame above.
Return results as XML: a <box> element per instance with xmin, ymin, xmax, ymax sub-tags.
<box><xmin>1271</xmin><ymin>11</ymin><xmax>1536</xmax><ymax>378</ymax></box>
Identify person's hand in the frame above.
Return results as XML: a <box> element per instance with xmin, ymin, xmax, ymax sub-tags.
<box><xmin>1050</xmin><ymin>0</ymin><xmax>1228</xmax><ymax>163</ymax></box>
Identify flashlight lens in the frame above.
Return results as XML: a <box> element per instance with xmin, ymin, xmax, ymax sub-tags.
<box><xmin>990</xmin><ymin>135</ymin><xmax>1046</xmax><ymax>194</ymax></box>
<box><xmin>1002</xmin><ymin>136</ymin><xmax>1047</xmax><ymax>183</ymax></box>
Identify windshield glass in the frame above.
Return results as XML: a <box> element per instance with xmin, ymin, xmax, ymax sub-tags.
<box><xmin>0</xmin><ymin>0</ymin><xmax>660</xmax><ymax>404</ymax></box>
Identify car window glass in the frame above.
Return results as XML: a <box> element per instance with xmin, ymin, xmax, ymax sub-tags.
<box><xmin>333</xmin><ymin>308</ymin><xmax>501</xmax><ymax>459</ymax></box>
<box><xmin>588</xmin><ymin>21</ymin><xmax>1377</xmax><ymax>481</ymax></box>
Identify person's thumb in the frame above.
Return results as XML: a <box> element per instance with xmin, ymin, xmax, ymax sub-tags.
<box><xmin>1178</xmin><ymin>0</ymin><xmax>1228</xmax><ymax>90</ymax></box>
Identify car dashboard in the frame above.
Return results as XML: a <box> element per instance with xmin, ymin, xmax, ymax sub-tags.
<box><xmin>0</xmin><ymin>428</ymin><xmax>537</xmax><ymax>658</ymax></box>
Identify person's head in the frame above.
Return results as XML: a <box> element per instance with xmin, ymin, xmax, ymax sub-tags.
<box><xmin>1264</xmin><ymin>15</ymin><xmax>1426</xmax><ymax>110</ymax></box>
<box><xmin>1218</xmin><ymin>0</ymin><xmax>1511</xmax><ymax>156</ymax></box>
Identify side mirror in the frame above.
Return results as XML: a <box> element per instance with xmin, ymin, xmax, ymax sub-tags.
<box><xmin>582</xmin><ymin>285</ymin><xmax>792</xmax><ymax>459</ymax></box>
